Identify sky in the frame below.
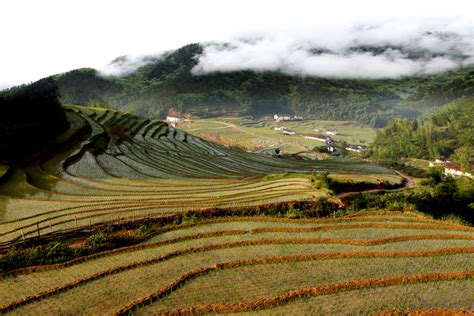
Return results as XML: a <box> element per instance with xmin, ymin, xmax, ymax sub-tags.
<box><xmin>0</xmin><ymin>0</ymin><xmax>473</xmax><ymax>88</ymax></box>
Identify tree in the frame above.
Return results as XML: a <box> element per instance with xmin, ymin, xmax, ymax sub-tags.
<box><xmin>0</xmin><ymin>78</ymin><xmax>69</xmax><ymax>162</ymax></box>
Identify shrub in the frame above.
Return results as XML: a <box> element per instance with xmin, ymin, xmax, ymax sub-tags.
<box><xmin>310</xmin><ymin>172</ymin><xmax>331</xmax><ymax>190</ymax></box>
<box><xmin>0</xmin><ymin>241</ymin><xmax>76</xmax><ymax>272</ymax></box>
<box><xmin>86</xmin><ymin>233</ymin><xmax>109</xmax><ymax>247</ymax></box>
<box><xmin>137</xmin><ymin>225</ymin><xmax>151</xmax><ymax>235</ymax></box>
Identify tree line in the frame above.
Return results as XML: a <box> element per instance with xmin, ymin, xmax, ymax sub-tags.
<box><xmin>369</xmin><ymin>97</ymin><xmax>473</xmax><ymax>164</ymax></box>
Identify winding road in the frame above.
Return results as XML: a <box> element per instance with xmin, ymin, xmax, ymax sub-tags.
<box><xmin>337</xmin><ymin>170</ymin><xmax>416</xmax><ymax>208</ymax></box>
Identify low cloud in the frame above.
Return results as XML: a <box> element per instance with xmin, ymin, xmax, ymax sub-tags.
<box><xmin>101</xmin><ymin>54</ymin><xmax>161</xmax><ymax>76</ymax></box>
<box><xmin>98</xmin><ymin>18</ymin><xmax>473</xmax><ymax>80</ymax></box>
<box><xmin>191</xmin><ymin>18</ymin><xmax>473</xmax><ymax>79</ymax></box>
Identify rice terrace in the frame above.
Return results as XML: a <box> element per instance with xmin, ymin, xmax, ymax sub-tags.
<box><xmin>0</xmin><ymin>104</ymin><xmax>473</xmax><ymax>314</ymax></box>
<box><xmin>1</xmin><ymin>2</ymin><xmax>474</xmax><ymax>315</ymax></box>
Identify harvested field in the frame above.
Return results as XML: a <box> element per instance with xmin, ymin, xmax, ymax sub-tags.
<box><xmin>1</xmin><ymin>213</ymin><xmax>473</xmax><ymax>315</ymax></box>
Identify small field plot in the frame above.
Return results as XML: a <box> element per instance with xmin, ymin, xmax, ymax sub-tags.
<box><xmin>1</xmin><ymin>212</ymin><xmax>473</xmax><ymax>315</ymax></box>
<box><xmin>180</xmin><ymin>117</ymin><xmax>377</xmax><ymax>153</ymax></box>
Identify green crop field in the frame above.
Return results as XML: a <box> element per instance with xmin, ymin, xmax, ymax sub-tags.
<box><xmin>0</xmin><ymin>106</ymin><xmax>400</xmax><ymax>245</ymax></box>
<box><xmin>1</xmin><ymin>212</ymin><xmax>473</xmax><ymax>315</ymax></box>
<box><xmin>180</xmin><ymin>117</ymin><xmax>377</xmax><ymax>154</ymax></box>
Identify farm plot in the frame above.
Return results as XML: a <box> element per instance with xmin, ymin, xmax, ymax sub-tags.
<box><xmin>1</xmin><ymin>213</ymin><xmax>473</xmax><ymax>315</ymax></box>
<box><xmin>180</xmin><ymin>117</ymin><xmax>377</xmax><ymax>153</ymax></box>
<box><xmin>0</xmin><ymin>106</ymin><xmax>400</xmax><ymax>244</ymax></box>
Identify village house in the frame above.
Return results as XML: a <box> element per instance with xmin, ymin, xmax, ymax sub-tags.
<box><xmin>273</xmin><ymin>114</ymin><xmax>292</xmax><ymax>122</ymax></box>
<box><xmin>429</xmin><ymin>160</ymin><xmax>474</xmax><ymax>179</ymax></box>
<box><xmin>273</xmin><ymin>114</ymin><xmax>304</xmax><ymax>122</ymax></box>
<box><xmin>166</xmin><ymin>115</ymin><xmax>183</xmax><ymax>127</ymax></box>
<box><xmin>442</xmin><ymin>162</ymin><xmax>473</xmax><ymax>178</ymax></box>
<box><xmin>326</xmin><ymin>129</ymin><xmax>338</xmax><ymax>136</ymax></box>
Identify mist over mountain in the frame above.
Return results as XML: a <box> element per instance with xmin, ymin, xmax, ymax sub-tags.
<box><xmin>54</xmin><ymin>38</ymin><xmax>473</xmax><ymax>128</ymax></box>
<box><xmin>102</xmin><ymin>21</ymin><xmax>473</xmax><ymax>79</ymax></box>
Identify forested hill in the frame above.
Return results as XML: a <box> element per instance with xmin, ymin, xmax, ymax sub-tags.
<box><xmin>54</xmin><ymin>43</ymin><xmax>474</xmax><ymax>127</ymax></box>
<box><xmin>370</xmin><ymin>97</ymin><xmax>474</xmax><ymax>162</ymax></box>
<box><xmin>0</xmin><ymin>78</ymin><xmax>69</xmax><ymax>162</ymax></box>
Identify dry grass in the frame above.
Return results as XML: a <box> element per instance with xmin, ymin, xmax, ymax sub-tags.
<box><xmin>0</xmin><ymin>190</ymin><xmax>472</xmax><ymax>315</ymax></box>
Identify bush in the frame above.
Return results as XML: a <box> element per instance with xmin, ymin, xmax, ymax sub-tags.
<box><xmin>380</xmin><ymin>160</ymin><xmax>429</xmax><ymax>178</ymax></box>
<box><xmin>137</xmin><ymin>225</ymin><xmax>151</xmax><ymax>235</ymax></box>
<box><xmin>86</xmin><ymin>233</ymin><xmax>108</xmax><ymax>247</ymax></box>
<box><xmin>347</xmin><ymin>175</ymin><xmax>474</xmax><ymax>224</ymax></box>
<box><xmin>302</xmin><ymin>197</ymin><xmax>339</xmax><ymax>218</ymax></box>
<box><xmin>440</xmin><ymin>214</ymin><xmax>470</xmax><ymax>226</ymax></box>
<box><xmin>0</xmin><ymin>241</ymin><xmax>76</xmax><ymax>272</ymax></box>
<box><xmin>310</xmin><ymin>172</ymin><xmax>332</xmax><ymax>190</ymax></box>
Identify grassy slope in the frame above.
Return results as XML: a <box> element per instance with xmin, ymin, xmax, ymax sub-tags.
<box><xmin>1</xmin><ymin>212</ymin><xmax>472</xmax><ymax>315</ymax></box>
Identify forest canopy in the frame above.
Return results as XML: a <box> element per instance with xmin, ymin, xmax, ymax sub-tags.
<box><xmin>0</xmin><ymin>78</ymin><xmax>69</xmax><ymax>162</ymax></box>
<box><xmin>369</xmin><ymin>97</ymin><xmax>474</xmax><ymax>163</ymax></box>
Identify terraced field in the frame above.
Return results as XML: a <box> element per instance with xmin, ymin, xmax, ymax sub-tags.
<box><xmin>180</xmin><ymin>117</ymin><xmax>377</xmax><ymax>154</ymax></box>
<box><xmin>1</xmin><ymin>212</ymin><xmax>473</xmax><ymax>315</ymax></box>
<box><xmin>0</xmin><ymin>106</ymin><xmax>400</xmax><ymax>245</ymax></box>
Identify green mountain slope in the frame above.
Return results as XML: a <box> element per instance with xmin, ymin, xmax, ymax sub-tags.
<box><xmin>370</xmin><ymin>97</ymin><xmax>474</xmax><ymax>161</ymax></box>
<box><xmin>54</xmin><ymin>43</ymin><xmax>474</xmax><ymax>127</ymax></box>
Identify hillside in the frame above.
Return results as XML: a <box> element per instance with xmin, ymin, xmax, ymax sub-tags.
<box><xmin>0</xmin><ymin>79</ymin><xmax>69</xmax><ymax>162</ymax></box>
<box><xmin>370</xmin><ymin>97</ymin><xmax>474</xmax><ymax>161</ymax></box>
<box><xmin>54</xmin><ymin>43</ymin><xmax>474</xmax><ymax>127</ymax></box>
<box><xmin>0</xmin><ymin>105</ymin><xmax>400</xmax><ymax>245</ymax></box>
<box><xmin>1</xmin><ymin>212</ymin><xmax>473</xmax><ymax>314</ymax></box>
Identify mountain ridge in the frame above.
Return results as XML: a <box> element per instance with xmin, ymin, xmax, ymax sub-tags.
<box><xmin>51</xmin><ymin>43</ymin><xmax>473</xmax><ymax>127</ymax></box>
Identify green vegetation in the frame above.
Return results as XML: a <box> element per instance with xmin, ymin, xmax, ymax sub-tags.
<box><xmin>370</xmin><ymin>97</ymin><xmax>474</xmax><ymax>162</ymax></box>
<box><xmin>1</xmin><ymin>213</ymin><xmax>472</xmax><ymax>314</ymax></box>
<box><xmin>54</xmin><ymin>43</ymin><xmax>474</xmax><ymax>127</ymax></box>
<box><xmin>348</xmin><ymin>169</ymin><xmax>474</xmax><ymax>223</ymax></box>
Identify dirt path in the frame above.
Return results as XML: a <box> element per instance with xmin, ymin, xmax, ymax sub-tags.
<box><xmin>337</xmin><ymin>170</ymin><xmax>416</xmax><ymax>208</ymax></box>
<box><xmin>193</xmin><ymin>120</ymin><xmax>308</xmax><ymax>152</ymax></box>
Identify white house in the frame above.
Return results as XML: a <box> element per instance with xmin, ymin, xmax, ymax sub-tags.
<box><xmin>429</xmin><ymin>160</ymin><xmax>473</xmax><ymax>178</ymax></box>
<box><xmin>326</xmin><ymin>129</ymin><xmax>338</xmax><ymax>136</ymax></box>
<box><xmin>274</xmin><ymin>114</ymin><xmax>292</xmax><ymax>122</ymax></box>
<box><xmin>166</xmin><ymin>115</ymin><xmax>183</xmax><ymax>127</ymax></box>
<box><xmin>442</xmin><ymin>163</ymin><xmax>473</xmax><ymax>178</ymax></box>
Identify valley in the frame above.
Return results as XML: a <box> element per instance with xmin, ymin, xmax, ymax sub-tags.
<box><xmin>0</xmin><ymin>105</ymin><xmax>401</xmax><ymax>248</ymax></box>
<box><xmin>0</xmin><ymin>14</ymin><xmax>473</xmax><ymax>313</ymax></box>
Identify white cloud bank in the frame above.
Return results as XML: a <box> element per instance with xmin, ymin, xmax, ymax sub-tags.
<box><xmin>192</xmin><ymin>19</ymin><xmax>474</xmax><ymax>79</ymax></box>
<box><xmin>1</xmin><ymin>0</ymin><xmax>473</xmax><ymax>88</ymax></box>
